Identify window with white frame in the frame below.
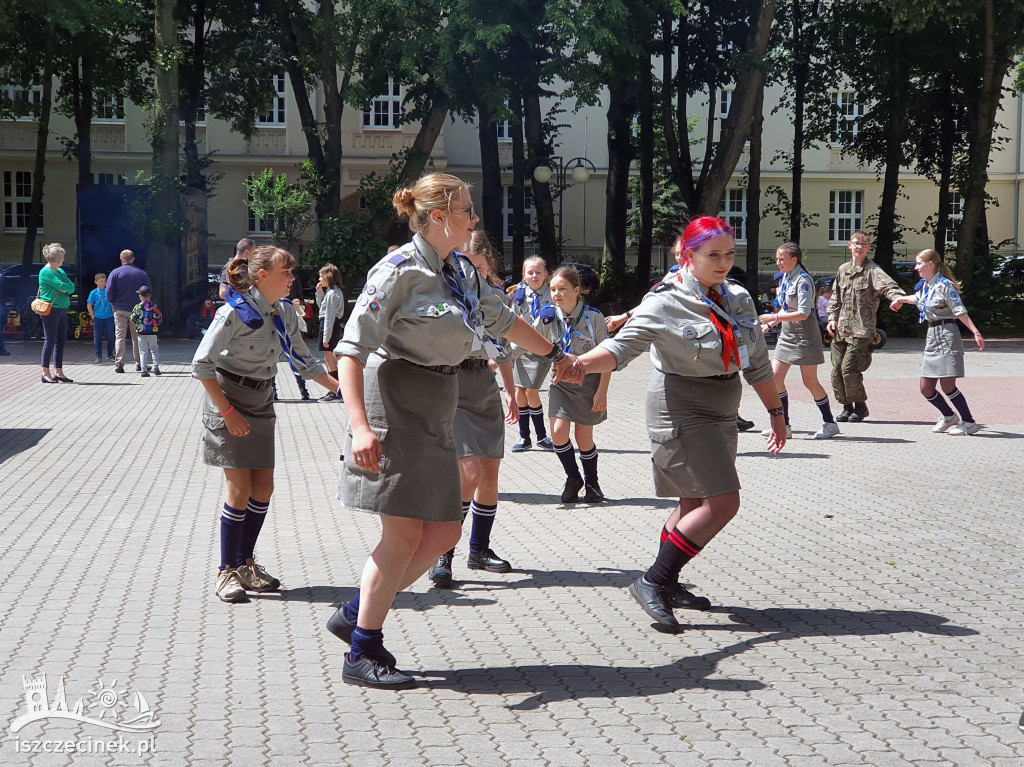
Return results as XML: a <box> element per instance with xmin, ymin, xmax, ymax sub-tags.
<box><xmin>719</xmin><ymin>89</ymin><xmax>732</xmax><ymax>121</ymax></box>
<box><xmin>362</xmin><ymin>78</ymin><xmax>402</xmax><ymax>130</ymax></box>
<box><xmin>3</xmin><ymin>170</ymin><xmax>40</xmax><ymax>230</ymax></box>
<box><xmin>180</xmin><ymin>97</ymin><xmax>206</xmax><ymax>126</ymax></box>
<box><xmin>246</xmin><ymin>190</ymin><xmax>275</xmax><ymax>234</ymax></box>
<box><xmin>93</xmin><ymin>173</ymin><xmax>127</xmax><ymax>186</ymax></box>
<box><xmin>495</xmin><ymin>98</ymin><xmax>524</xmax><ymax>142</ymax></box>
<box><xmin>719</xmin><ymin>188</ymin><xmax>747</xmax><ymax>242</ymax></box>
<box><xmin>829</xmin><ymin>190</ymin><xmax>863</xmax><ymax>243</ymax></box>
<box><xmin>502</xmin><ymin>185</ymin><xmax>533</xmax><ymax>241</ymax></box>
<box><xmin>95</xmin><ymin>96</ymin><xmax>124</xmax><ymax>122</ymax></box>
<box><xmin>831</xmin><ymin>91</ymin><xmax>864</xmax><ymax>145</ymax></box>
<box><xmin>945</xmin><ymin>192</ymin><xmax>963</xmax><ymax>246</ymax></box>
<box><xmin>257</xmin><ymin>74</ymin><xmax>286</xmax><ymax>125</ymax></box>
<box><xmin>2</xmin><ymin>83</ymin><xmax>42</xmax><ymax>121</ymax></box>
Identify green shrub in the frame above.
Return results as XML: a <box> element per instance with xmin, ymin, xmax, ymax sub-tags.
<box><xmin>304</xmin><ymin>213</ymin><xmax>387</xmax><ymax>285</ymax></box>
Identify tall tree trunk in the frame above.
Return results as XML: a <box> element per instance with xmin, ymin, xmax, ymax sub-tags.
<box><xmin>873</xmin><ymin>32</ymin><xmax>906</xmax><ymax>275</ymax></box>
<box><xmin>151</xmin><ymin>0</ymin><xmax>181</xmax><ymax>325</ymax></box>
<box><xmin>318</xmin><ymin>0</ymin><xmax>343</xmax><ymax>222</ymax></box>
<box><xmin>69</xmin><ymin>46</ymin><xmax>94</xmax><ymax>190</ymax></box>
<box><xmin>524</xmin><ymin>93</ymin><xmax>556</xmax><ymax>263</ymax></box>
<box><xmin>22</xmin><ymin>22</ymin><xmax>56</xmax><ymax>266</ymax></box>
<box><xmin>510</xmin><ymin>95</ymin><xmax>526</xmax><ymax>275</ymax></box>
<box><xmin>662</xmin><ymin>11</ymin><xmax>696</xmax><ymax>211</ymax></box>
<box><xmin>636</xmin><ymin>59</ymin><xmax>654</xmax><ymax>300</ymax></box>
<box><xmin>478</xmin><ymin>109</ymin><xmax>504</xmax><ymax>260</ymax></box>
<box><xmin>746</xmin><ymin>86</ymin><xmax>764</xmax><ymax>298</ymax></box>
<box><xmin>182</xmin><ymin>0</ymin><xmax>206</xmax><ymax>189</ymax></box>
<box><xmin>934</xmin><ymin>76</ymin><xmax>955</xmax><ymax>256</ymax></box>
<box><xmin>604</xmin><ymin>79</ymin><xmax>635</xmax><ymax>267</ymax></box>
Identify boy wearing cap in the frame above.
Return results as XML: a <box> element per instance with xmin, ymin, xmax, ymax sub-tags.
<box><xmin>131</xmin><ymin>286</ymin><xmax>163</xmax><ymax>377</ymax></box>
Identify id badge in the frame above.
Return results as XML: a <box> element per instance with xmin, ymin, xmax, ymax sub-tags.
<box><xmin>738</xmin><ymin>343</ymin><xmax>750</xmax><ymax>369</ymax></box>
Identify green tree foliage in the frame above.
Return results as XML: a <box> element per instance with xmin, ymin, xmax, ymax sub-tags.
<box><xmin>244</xmin><ymin>168</ymin><xmax>314</xmax><ymax>248</ymax></box>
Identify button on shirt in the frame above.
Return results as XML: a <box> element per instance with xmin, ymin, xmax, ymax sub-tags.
<box><xmin>191</xmin><ymin>289</ymin><xmax>325</xmax><ymax>381</ymax></box>
<box><xmin>335</xmin><ymin>234</ymin><xmax>517</xmax><ymax>367</ymax></box>
<box><xmin>598</xmin><ymin>267</ymin><xmax>773</xmax><ymax>385</ymax></box>
<box><xmin>917</xmin><ymin>275</ymin><xmax>966</xmax><ymax>321</ymax></box>
<box><xmin>826</xmin><ymin>259</ymin><xmax>904</xmax><ymax>339</ymax></box>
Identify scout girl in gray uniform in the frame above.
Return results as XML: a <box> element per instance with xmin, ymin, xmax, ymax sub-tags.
<box><xmin>429</xmin><ymin>232</ymin><xmax>520</xmax><ymax>588</ymax></box>
<box><xmin>890</xmin><ymin>249</ymin><xmax>985</xmax><ymax>435</ymax></box>
<box><xmin>192</xmin><ymin>246</ymin><xmax>336</xmax><ymax>603</ymax></box>
<box><xmin>757</xmin><ymin>243</ymin><xmax>839</xmax><ymax>439</ymax></box>
<box><xmin>527</xmin><ymin>266</ymin><xmax>611</xmax><ymax>504</ymax></box>
<box><xmin>326</xmin><ymin>173</ymin><xmax>575</xmax><ymax>689</ymax></box>
<box><xmin>509</xmin><ymin>256</ymin><xmax>555</xmax><ymax>452</ymax></box>
<box><xmin>315</xmin><ymin>263</ymin><xmax>346</xmax><ymax>400</ymax></box>
<box><xmin>571</xmin><ymin>216</ymin><xmax>787</xmax><ymax>631</ymax></box>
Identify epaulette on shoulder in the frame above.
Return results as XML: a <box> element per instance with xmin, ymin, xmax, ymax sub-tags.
<box><xmin>773</xmin><ymin>271</ymin><xmax>784</xmax><ymax>280</ymax></box>
<box><xmin>668</xmin><ymin>264</ymin><xmax>680</xmax><ymax>273</ymax></box>
<box><xmin>539</xmin><ymin>303</ymin><xmax>558</xmax><ymax>323</ymax></box>
<box><xmin>386</xmin><ymin>250</ymin><xmax>412</xmax><ymax>267</ymax></box>
<box><xmin>585</xmin><ymin>304</ymin><xmax>602</xmax><ymax>314</ymax></box>
<box><xmin>915</xmin><ymin>278</ymin><xmax>926</xmax><ymax>291</ymax></box>
<box><xmin>650</xmin><ymin>281</ymin><xmax>670</xmax><ymax>293</ymax></box>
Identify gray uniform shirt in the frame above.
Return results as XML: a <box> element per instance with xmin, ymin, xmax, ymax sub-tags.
<box><xmin>318</xmin><ymin>286</ymin><xmax>345</xmax><ymax>340</ymax></box>
<box><xmin>915</xmin><ymin>275</ymin><xmax>966</xmax><ymax>321</ymax></box>
<box><xmin>530</xmin><ymin>301</ymin><xmax>609</xmax><ymax>356</ymax></box>
<box><xmin>466</xmin><ymin>281</ymin><xmax>514</xmax><ymax>364</ymax></box>
<box><xmin>599</xmin><ymin>266</ymin><xmax>774</xmax><ymax>385</ymax></box>
<box><xmin>776</xmin><ymin>268</ymin><xmax>819</xmax><ymax>341</ymax></box>
<box><xmin>191</xmin><ymin>289</ymin><xmax>326</xmax><ymax>381</ymax></box>
<box><xmin>335</xmin><ymin>234</ymin><xmax>517</xmax><ymax>367</ymax></box>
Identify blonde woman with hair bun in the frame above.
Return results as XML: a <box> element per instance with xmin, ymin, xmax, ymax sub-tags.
<box><xmin>890</xmin><ymin>249</ymin><xmax>985</xmax><ymax>435</ymax></box>
<box><xmin>326</xmin><ymin>172</ymin><xmax>579</xmax><ymax>689</ymax></box>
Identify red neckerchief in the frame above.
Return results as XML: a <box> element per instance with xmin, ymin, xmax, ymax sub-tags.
<box><xmin>707</xmin><ymin>288</ymin><xmax>740</xmax><ymax>372</ymax></box>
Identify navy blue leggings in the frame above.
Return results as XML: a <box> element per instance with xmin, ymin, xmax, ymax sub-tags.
<box><xmin>40</xmin><ymin>308</ymin><xmax>68</xmax><ymax>369</ymax></box>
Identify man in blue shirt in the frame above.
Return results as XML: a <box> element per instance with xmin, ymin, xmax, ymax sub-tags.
<box><xmin>105</xmin><ymin>250</ymin><xmax>151</xmax><ymax>372</ymax></box>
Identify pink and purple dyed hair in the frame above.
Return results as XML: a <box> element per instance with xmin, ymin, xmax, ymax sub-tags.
<box><xmin>675</xmin><ymin>216</ymin><xmax>735</xmax><ymax>265</ymax></box>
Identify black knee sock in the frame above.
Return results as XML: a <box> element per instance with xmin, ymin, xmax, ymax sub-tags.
<box><xmin>518</xmin><ymin>410</ymin><xmax>531</xmax><ymax>439</ymax></box>
<box><xmin>220</xmin><ymin>503</ymin><xmax>247</xmax><ymax>570</ymax></box>
<box><xmin>925</xmin><ymin>391</ymin><xmax>954</xmax><ymax>417</ymax></box>
<box><xmin>530</xmin><ymin>406</ymin><xmax>547</xmax><ymax>440</ymax></box>
<box><xmin>779</xmin><ymin>390</ymin><xmax>790</xmax><ymax>425</ymax></box>
<box><xmin>349</xmin><ymin>626</ymin><xmax>383</xmax><ymax>662</ymax></box>
<box><xmin>815</xmin><ymin>395</ymin><xmax>835</xmax><ymax>424</ymax></box>
<box><xmin>645</xmin><ymin>529</ymin><xmax>703</xmax><ymax>587</ymax></box>
<box><xmin>240</xmin><ymin>497</ymin><xmax>269</xmax><ymax>562</ymax></box>
<box><xmin>947</xmin><ymin>389</ymin><xmax>974</xmax><ymax>422</ymax></box>
<box><xmin>579</xmin><ymin>446</ymin><xmax>598</xmax><ymax>483</ymax></box>
<box><xmin>468</xmin><ymin>500</ymin><xmax>497</xmax><ymax>554</ymax></box>
<box><xmin>554</xmin><ymin>440</ymin><xmax>582</xmax><ymax>480</ymax></box>
<box><xmin>647</xmin><ymin>528</ymin><xmax>704</xmax><ymax>586</ymax></box>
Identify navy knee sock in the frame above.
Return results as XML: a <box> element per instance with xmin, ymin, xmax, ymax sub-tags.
<box><xmin>554</xmin><ymin>440</ymin><xmax>582</xmax><ymax>480</ymax></box>
<box><xmin>220</xmin><ymin>503</ymin><xmax>247</xmax><ymax>570</ymax></box>
<box><xmin>815</xmin><ymin>395</ymin><xmax>835</xmax><ymax>424</ymax></box>
<box><xmin>530</xmin><ymin>406</ymin><xmax>547</xmax><ymax>440</ymax></box>
<box><xmin>468</xmin><ymin>500</ymin><xmax>497</xmax><ymax>554</ymax></box>
<box><xmin>925</xmin><ymin>391</ymin><xmax>954</xmax><ymax>417</ymax></box>
<box><xmin>579</xmin><ymin>446</ymin><xmax>598</xmax><ymax>483</ymax></box>
<box><xmin>518</xmin><ymin>410</ymin><xmax>531</xmax><ymax>439</ymax></box>
<box><xmin>778</xmin><ymin>391</ymin><xmax>790</xmax><ymax>425</ymax></box>
<box><xmin>349</xmin><ymin>626</ymin><xmax>384</xmax><ymax>663</ymax></box>
<box><xmin>645</xmin><ymin>529</ymin><xmax>703</xmax><ymax>587</ymax></box>
<box><xmin>343</xmin><ymin>591</ymin><xmax>360</xmax><ymax>623</ymax></box>
<box><xmin>240</xmin><ymin>497</ymin><xmax>269</xmax><ymax>561</ymax></box>
<box><xmin>946</xmin><ymin>388</ymin><xmax>974</xmax><ymax>422</ymax></box>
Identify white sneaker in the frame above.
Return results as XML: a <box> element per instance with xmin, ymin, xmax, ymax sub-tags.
<box><xmin>933</xmin><ymin>414</ymin><xmax>960</xmax><ymax>433</ymax></box>
<box><xmin>761</xmin><ymin>425</ymin><xmax>792</xmax><ymax>438</ymax></box>
<box><xmin>947</xmin><ymin>421</ymin><xmax>980</xmax><ymax>436</ymax></box>
<box><xmin>215</xmin><ymin>567</ymin><xmax>249</xmax><ymax>603</ymax></box>
<box><xmin>814</xmin><ymin>422</ymin><xmax>840</xmax><ymax>439</ymax></box>
<box><xmin>235</xmin><ymin>558</ymin><xmax>281</xmax><ymax>592</ymax></box>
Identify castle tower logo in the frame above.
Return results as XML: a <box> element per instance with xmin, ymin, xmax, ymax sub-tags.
<box><xmin>9</xmin><ymin>674</ymin><xmax>160</xmax><ymax>735</ymax></box>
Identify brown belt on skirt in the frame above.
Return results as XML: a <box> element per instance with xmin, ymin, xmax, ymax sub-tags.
<box><xmin>408</xmin><ymin>361</ymin><xmax>459</xmax><ymax>375</ymax></box>
<box><xmin>216</xmin><ymin>367</ymin><xmax>274</xmax><ymax>390</ymax></box>
<box><xmin>928</xmin><ymin>319</ymin><xmax>957</xmax><ymax>327</ymax></box>
<box><xmin>709</xmin><ymin>372</ymin><xmax>739</xmax><ymax>380</ymax></box>
<box><xmin>459</xmin><ymin>358</ymin><xmax>491</xmax><ymax>371</ymax></box>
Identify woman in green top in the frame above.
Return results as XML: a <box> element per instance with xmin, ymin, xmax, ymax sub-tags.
<box><xmin>38</xmin><ymin>242</ymin><xmax>76</xmax><ymax>383</ymax></box>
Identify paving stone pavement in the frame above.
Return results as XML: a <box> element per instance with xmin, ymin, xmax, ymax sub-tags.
<box><xmin>0</xmin><ymin>336</ymin><xmax>1022</xmax><ymax>767</ymax></box>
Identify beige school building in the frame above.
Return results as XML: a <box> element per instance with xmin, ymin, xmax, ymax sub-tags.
<box><xmin>3</xmin><ymin>77</ymin><xmax>1023</xmax><ymax>278</ymax></box>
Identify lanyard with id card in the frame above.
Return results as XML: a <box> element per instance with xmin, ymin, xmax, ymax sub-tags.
<box><xmin>694</xmin><ymin>283</ymin><xmax>751</xmax><ymax>370</ymax></box>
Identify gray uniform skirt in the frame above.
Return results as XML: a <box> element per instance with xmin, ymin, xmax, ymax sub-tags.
<box><xmin>201</xmin><ymin>372</ymin><xmax>276</xmax><ymax>469</ymax></box>
<box><xmin>549</xmin><ymin>374</ymin><xmax>607</xmax><ymax>427</ymax></box>
<box><xmin>774</xmin><ymin>320</ymin><xmax>825</xmax><ymax>366</ymax></box>
<box><xmin>454</xmin><ymin>366</ymin><xmax>504</xmax><ymax>460</ymax></box>
<box><xmin>513</xmin><ymin>353</ymin><xmax>551</xmax><ymax>389</ymax></box>
<box><xmin>921</xmin><ymin>322</ymin><xmax>965</xmax><ymax>378</ymax></box>
<box><xmin>645</xmin><ymin>372</ymin><xmax>742</xmax><ymax>498</ymax></box>
<box><xmin>338</xmin><ymin>356</ymin><xmax>462</xmax><ymax>522</ymax></box>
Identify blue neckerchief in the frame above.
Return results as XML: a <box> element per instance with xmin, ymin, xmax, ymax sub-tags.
<box><xmin>514</xmin><ymin>280</ymin><xmax>543</xmax><ymax>319</ymax></box>
<box><xmin>513</xmin><ymin>281</ymin><xmax>526</xmax><ymax>308</ymax></box>
<box><xmin>555</xmin><ymin>303</ymin><xmax>593</xmax><ymax>355</ymax></box>
<box><xmin>273</xmin><ymin>310</ymin><xmax>309</xmax><ymax>375</ymax></box>
<box><xmin>917</xmin><ymin>275</ymin><xmax>951</xmax><ymax>323</ymax></box>
<box><xmin>439</xmin><ymin>251</ymin><xmax>506</xmax><ymax>359</ymax></box>
<box><xmin>224</xmin><ymin>286</ymin><xmax>264</xmax><ymax>329</ymax></box>
<box><xmin>776</xmin><ymin>271</ymin><xmax>790</xmax><ymax>312</ymax></box>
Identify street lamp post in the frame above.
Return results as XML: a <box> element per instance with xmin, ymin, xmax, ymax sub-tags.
<box><xmin>532</xmin><ymin>156</ymin><xmax>597</xmax><ymax>263</ymax></box>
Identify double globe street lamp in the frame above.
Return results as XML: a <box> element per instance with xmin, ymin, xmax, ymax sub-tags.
<box><xmin>532</xmin><ymin>156</ymin><xmax>597</xmax><ymax>263</ymax></box>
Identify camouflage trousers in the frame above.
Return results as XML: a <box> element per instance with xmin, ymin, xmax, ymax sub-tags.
<box><xmin>830</xmin><ymin>336</ymin><xmax>874</xmax><ymax>405</ymax></box>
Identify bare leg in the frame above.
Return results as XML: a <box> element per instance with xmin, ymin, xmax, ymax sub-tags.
<box><xmin>799</xmin><ymin>364</ymin><xmax>829</xmax><ymax>400</ymax></box>
<box><xmin>550</xmin><ymin>417</ymin><xmax>571</xmax><ymax>445</ymax></box>
<box><xmin>459</xmin><ymin>457</ymin><xmax>482</xmax><ymax>505</ymax></box>
<box><xmin>773</xmin><ymin>360</ymin><xmax>791</xmax><ymax>392</ymax></box>
<box><xmin>573</xmin><ymin>424</ymin><xmax>595</xmax><ymax>452</ymax></box>
<box><xmin>525</xmin><ymin>388</ymin><xmax>543</xmax><ymax>409</ymax></box>
<box><xmin>673</xmin><ymin>492</ymin><xmax>742</xmax><ymax>547</ymax></box>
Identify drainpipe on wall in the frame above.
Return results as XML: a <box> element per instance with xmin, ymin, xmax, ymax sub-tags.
<box><xmin>1015</xmin><ymin>89</ymin><xmax>1021</xmax><ymax>257</ymax></box>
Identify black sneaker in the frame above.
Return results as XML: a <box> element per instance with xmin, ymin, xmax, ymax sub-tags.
<box><xmin>342</xmin><ymin>652</ymin><xmax>415</xmax><ymax>690</ymax></box>
<box><xmin>326</xmin><ymin>609</ymin><xmax>397</xmax><ymax>667</ymax></box>
<box><xmin>318</xmin><ymin>391</ymin><xmax>340</xmax><ymax>402</ymax></box>
<box><xmin>668</xmin><ymin>583</ymin><xmax>711</xmax><ymax>611</ymax></box>
<box><xmin>152</xmin><ymin>366</ymin><xmax>161</xmax><ymax>376</ymax></box>
<box><xmin>135</xmin><ymin>364</ymin><xmax>142</xmax><ymax>372</ymax></box>
<box><xmin>848</xmin><ymin>402</ymin><xmax>869</xmax><ymax>422</ymax></box>
<box><xmin>736</xmin><ymin>416</ymin><xmax>755</xmax><ymax>432</ymax></box>
<box><xmin>583</xmin><ymin>480</ymin><xmax>605</xmax><ymax>503</ymax></box>
<box><xmin>836</xmin><ymin>406</ymin><xmax>853</xmax><ymax>422</ymax></box>
<box><xmin>428</xmin><ymin>551</ymin><xmax>454</xmax><ymax>588</ymax></box>
<box><xmin>300</xmin><ymin>389</ymin><xmax>311</xmax><ymax>400</ymax></box>
<box><xmin>467</xmin><ymin>548</ymin><xmax>511</xmax><ymax>573</ymax></box>
<box><xmin>628</xmin><ymin>577</ymin><xmax>679</xmax><ymax>628</ymax></box>
<box><xmin>115</xmin><ymin>364</ymin><xmax>124</xmax><ymax>373</ymax></box>
<box><xmin>560</xmin><ymin>477</ymin><xmax>585</xmax><ymax>503</ymax></box>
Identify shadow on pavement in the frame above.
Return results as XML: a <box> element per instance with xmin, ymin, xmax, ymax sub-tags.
<box><xmin>737</xmin><ymin>451</ymin><xmax>831</xmax><ymax>459</ymax></box>
<box><xmin>418</xmin><ymin>606</ymin><xmax>976</xmax><ymax>709</ymax></box>
<box><xmin>499</xmin><ymin>492</ymin><xmax>668</xmax><ymax>508</ymax></box>
<box><xmin>0</xmin><ymin>428</ymin><xmax>49</xmax><ymax>463</ymax></box>
<box><xmin>275</xmin><ymin>584</ymin><xmax>498</xmax><ymax>611</ymax></box>
<box><xmin>67</xmin><ymin>381</ymin><xmax>140</xmax><ymax>386</ymax></box>
<box><xmin>972</xmin><ymin>430</ymin><xmax>1024</xmax><ymax>439</ymax></box>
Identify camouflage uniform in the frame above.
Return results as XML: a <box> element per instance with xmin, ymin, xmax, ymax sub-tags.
<box><xmin>826</xmin><ymin>259</ymin><xmax>904</xmax><ymax>405</ymax></box>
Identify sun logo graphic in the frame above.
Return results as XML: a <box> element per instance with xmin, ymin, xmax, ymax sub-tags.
<box><xmin>8</xmin><ymin>674</ymin><xmax>160</xmax><ymax>735</ymax></box>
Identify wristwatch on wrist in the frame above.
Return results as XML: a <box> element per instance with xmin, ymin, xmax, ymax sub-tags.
<box><xmin>544</xmin><ymin>343</ymin><xmax>565</xmax><ymax>363</ymax></box>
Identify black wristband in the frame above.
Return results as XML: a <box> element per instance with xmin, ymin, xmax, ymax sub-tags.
<box><xmin>544</xmin><ymin>343</ymin><xmax>565</xmax><ymax>362</ymax></box>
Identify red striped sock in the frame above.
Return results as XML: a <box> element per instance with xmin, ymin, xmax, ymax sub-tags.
<box><xmin>645</xmin><ymin>528</ymin><xmax>704</xmax><ymax>587</ymax></box>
